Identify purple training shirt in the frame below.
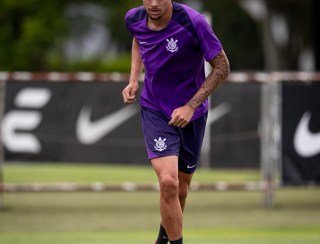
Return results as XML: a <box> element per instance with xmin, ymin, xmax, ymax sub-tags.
<box><xmin>125</xmin><ymin>2</ymin><xmax>222</xmax><ymax>121</ymax></box>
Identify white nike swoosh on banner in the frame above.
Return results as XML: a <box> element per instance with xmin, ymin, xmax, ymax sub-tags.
<box><xmin>294</xmin><ymin>111</ymin><xmax>320</xmax><ymax>158</ymax></box>
<box><xmin>207</xmin><ymin>103</ymin><xmax>231</xmax><ymax>124</ymax></box>
<box><xmin>76</xmin><ymin>105</ymin><xmax>139</xmax><ymax>145</ymax></box>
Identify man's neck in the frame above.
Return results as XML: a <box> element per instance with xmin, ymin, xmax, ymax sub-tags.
<box><xmin>147</xmin><ymin>3</ymin><xmax>173</xmax><ymax>31</ymax></box>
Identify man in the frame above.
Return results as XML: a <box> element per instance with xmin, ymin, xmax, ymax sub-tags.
<box><xmin>122</xmin><ymin>1</ymin><xmax>230</xmax><ymax>243</ymax></box>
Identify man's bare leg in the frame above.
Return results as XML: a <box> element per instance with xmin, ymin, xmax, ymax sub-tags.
<box><xmin>178</xmin><ymin>171</ymin><xmax>193</xmax><ymax>212</ymax></box>
<box><xmin>152</xmin><ymin>156</ymin><xmax>183</xmax><ymax>241</ymax></box>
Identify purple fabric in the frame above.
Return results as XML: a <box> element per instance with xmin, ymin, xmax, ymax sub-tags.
<box><xmin>126</xmin><ymin>2</ymin><xmax>222</xmax><ymax>121</ymax></box>
<box><xmin>141</xmin><ymin>106</ymin><xmax>207</xmax><ymax>174</ymax></box>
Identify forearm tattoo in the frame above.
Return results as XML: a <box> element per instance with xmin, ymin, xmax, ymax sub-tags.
<box><xmin>187</xmin><ymin>51</ymin><xmax>230</xmax><ymax>109</ymax></box>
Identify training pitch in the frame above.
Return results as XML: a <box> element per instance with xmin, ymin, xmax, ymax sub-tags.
<box><xmin>0</xmin><ymin>163</ymin><xmax>319</xmax><ymax>244</ymax></box>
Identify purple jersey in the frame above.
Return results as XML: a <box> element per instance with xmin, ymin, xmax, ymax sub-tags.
<box><xmin>125</xmin><ymin>2</ymin><xmax>222</xmax><ymax>121</ymax></box>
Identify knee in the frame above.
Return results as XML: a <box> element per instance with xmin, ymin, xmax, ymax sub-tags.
<box><xmin>159</xmin><ymin>176</ymin><xmax>179</xmax><ymax>199</ymax></box>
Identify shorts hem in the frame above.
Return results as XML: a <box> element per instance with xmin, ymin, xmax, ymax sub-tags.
<box><xmin>148</xmin><ymin>152</ymin><xmax>180</xmax><ymax>160</ymax></box>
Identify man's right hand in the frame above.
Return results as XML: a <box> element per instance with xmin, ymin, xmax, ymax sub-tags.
<box><xmin>122</xmin><ymin>82</ymin><xmax>139</xmax><ymax>104</ymax></box>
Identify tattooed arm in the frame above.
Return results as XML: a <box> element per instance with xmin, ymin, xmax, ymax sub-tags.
<box><xmin>188</xmin><ymin>50</ymin><xmax>230</xmax><ymax>109</ymax></box>
<box><xmin>168</xmin><ymin>50</ymin><xmax>230</xmax><ymax>128</ymax></box>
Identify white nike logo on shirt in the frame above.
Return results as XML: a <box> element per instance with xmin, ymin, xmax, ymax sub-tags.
<box><xmin>294</xmin><ymin>111</ymin><xmax>320</xmax><ymax>157</ymax></box>
<box><xmin>76</xmin><ymin>105</ymin><xmax>139</xmax><ymax>145</ymax></box>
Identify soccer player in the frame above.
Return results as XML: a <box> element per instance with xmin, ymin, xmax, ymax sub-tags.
<box><xmin>122</xmin><ymin>1</ymin><xmax>230</xmax><ymax>243</ymax></box>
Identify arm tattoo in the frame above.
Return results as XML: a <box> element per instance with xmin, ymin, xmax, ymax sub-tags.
<box><xmin>187</xmin><ymin>50</ymin><xmax>230</xmax><ymax>109</ymax></box>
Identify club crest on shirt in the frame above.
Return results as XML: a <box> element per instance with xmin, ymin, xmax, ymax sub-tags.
<box><xmin>166</xmin><ymin>38</ymin><xmax>179</xmax><ymax>53</ymax></box>
<box><xmin>154</xmin><ymin>137</ymin><xmax>167</xmax><ymax>152</ymax></box>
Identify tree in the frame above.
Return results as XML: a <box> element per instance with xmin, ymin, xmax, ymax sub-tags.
<box><xmin>0</xmin><ymin>0</ymin><xmax>67</xmax><ymax>71</ymax></box>
<box><xmin>203</xmin><ymin>0</ymin><xmax>264</xmax><ymax>70</ymax></box>
<box><xmin>0</xmin><ymin>0</ymin><xmax>142</xmax><ymax>71</ymax></box>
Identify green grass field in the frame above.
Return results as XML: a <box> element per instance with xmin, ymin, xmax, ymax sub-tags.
<box><xmin>1</xmin><ymin>163</ymin><xmax>320</xmax><ymax>244</ymax></box>
<box><xmin>2</xmin><ymin>162</ymin><xmax>260</xmax><ymax>184</ymax></box>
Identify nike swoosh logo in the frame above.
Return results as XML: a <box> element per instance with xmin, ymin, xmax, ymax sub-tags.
<box><xmin>139</xmin><ymin>41</ymin><xmax>147</xmax><ymax>44</ymax></box>
<box><xmin>187</xmin><ymin>165</ymin><xmax>197</xmax><ymax>169</ymax></box>
<box><xmin>76</xmin><ymin>105</ymin><xmax>139</xmax><ymax>144</ymax></box>
<box><xmin>294</xmin><ymin>111</ymin><xmax>320</xmax><ymax>157</ymax></box>
<box><xmin>207</xmin><ymin>103</ymin><xmax>231</xmax><ymax>124</ymax></box>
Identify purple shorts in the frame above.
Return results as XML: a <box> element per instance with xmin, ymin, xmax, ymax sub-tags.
<box><xmin>141</xmin><ymin>106</ymin><xmax>207</xmax><ymax>174</ymax></box>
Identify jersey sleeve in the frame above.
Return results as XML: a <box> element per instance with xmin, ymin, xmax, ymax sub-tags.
<box><xmin>193</xmin><ymin>14</ymin><xmax>223</xmax><ymax>62</ymax></box>
<box><xmin>125</xmin><ymin>7</ymin><xmax>146</xmax><ymax>35</ymax></box>
<box><xmin>125</xmin><ymin>8</ymin><xmax>137</xmax><ymax>34</ymax></box>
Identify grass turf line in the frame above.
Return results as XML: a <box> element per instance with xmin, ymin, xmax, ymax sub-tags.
<box><xmin>0</xmin><ymin>228</ymin><xmax>319</xmax><ymax>244</ymax></box>
<box><xmin>3</xmin><ymin>162</ymin><xmax>260</xmax><ymax>184</ymax></box>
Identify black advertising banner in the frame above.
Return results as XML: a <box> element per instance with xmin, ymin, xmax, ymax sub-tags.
<box><xmin>209</xmin><ymin>82</ymin><xmax>261</xmax><ymax>168</ymax></box>
<box><xmin>3</xmin><ymin>80</ymin><xmax>261</xmax><ymax>168</ymax></box>
<box><xmin>282</xmin><ymin>82</ymin><xmax>320</xmax><ymax>185</ymax></box>
<box><xmin>4</xmin><ymin>81</ymin><xmax>147</xmax><ymax>165</ymax></box>
<box><xmin>4</xmin><ymin>76</ymin><xmax>320</xmax><ymax>181</ymax></box>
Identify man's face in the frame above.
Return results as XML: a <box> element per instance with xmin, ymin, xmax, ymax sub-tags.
<box><xmin>143</xmin><ymin>0</ymin><xmax>172</xmax><ymax>21</ymax></box>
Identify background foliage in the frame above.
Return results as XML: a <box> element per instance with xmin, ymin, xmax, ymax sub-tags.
<box><xmin>0</xmin><ymin>0</ymin><xmax>315</xmax><ymax>72</ymax></box>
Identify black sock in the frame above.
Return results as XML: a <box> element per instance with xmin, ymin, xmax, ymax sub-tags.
<box><xmin>169</xmin><ymin>237</ymin><xmax>183</xmax><ymax>244</ymax></box>
<box><xmin>155</xmin><ymin>224</ymin><xmax>169</xmax><ymax>244</ymax></box>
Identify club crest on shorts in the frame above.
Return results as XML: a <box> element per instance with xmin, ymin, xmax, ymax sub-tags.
<box><xmin>166</xmin><ymin>38</ymin><xmax>178</xmax><ymax>53</ymax></box>
<box><xmin>154</xmin><ymin>137</ymin><xmax>167</xmax><ymax>152</ymax></box>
